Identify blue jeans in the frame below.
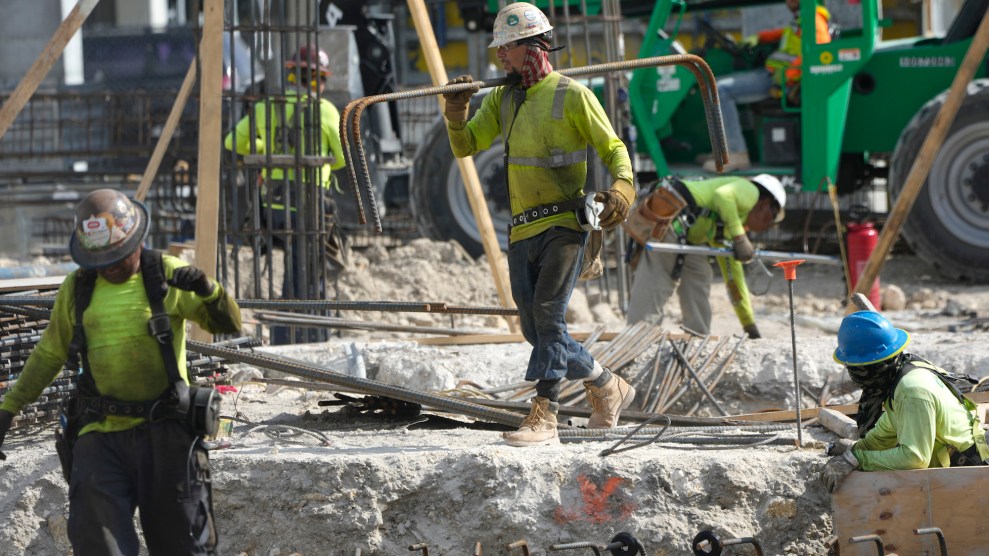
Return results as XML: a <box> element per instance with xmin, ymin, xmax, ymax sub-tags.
<box><xmin>508</xmin><ymin>227</ymin><xmax>595</xmax><ymax>381</ymax></box>
<box><xmin>716</xmin><ymin>69</ymin><xmax>774</xmax><ymax>153</ymax></box>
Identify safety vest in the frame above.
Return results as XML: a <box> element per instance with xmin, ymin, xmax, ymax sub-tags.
<box><xmin>765</xmin><ymin>5</ymin><xmax>830</xmax><ymax>84</ymax></box>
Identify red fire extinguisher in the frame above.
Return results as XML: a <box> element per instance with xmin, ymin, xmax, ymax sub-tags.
<box><xmin>847</xmin><ymin>222</ymin><xmax>881</xmax><ymax>310</ymax></box>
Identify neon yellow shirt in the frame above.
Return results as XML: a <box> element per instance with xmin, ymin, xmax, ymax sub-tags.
<box><xmin>447</xmin><ymin>72</ymin><xmax>632</xmax><ymax>244</ymax></box>
<box><xmin>681</xmin><ymin>177</ymin><xmax>760</xmax><ymax>327</ymax></box>
<box><xmin>0</xmin><ymin>254</ymin><xmax>242</xmax><ymax>435</ymax></box>
<box><xmin>854</xmin><ymin>366</ymin><xmax>988</xmax><ymax>470</ymax></box>
<box><xmin>224</xmin><ymin>87</ymin><xmax>346</xmax><ymax>191</ymax></box>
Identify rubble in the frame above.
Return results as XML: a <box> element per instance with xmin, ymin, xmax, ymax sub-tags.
<box><xmin>1</xmin><ymin>242</ymin><xmax>988</xmax><ymax>555</ymax></box>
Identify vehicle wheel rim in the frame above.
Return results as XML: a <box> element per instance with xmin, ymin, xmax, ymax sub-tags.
<box><xmin>444</xmin><ymin>145</ymin><xmax>512</xmax><ymax>249</ymax></box>
<box><xmin>928</xmin><ymin>120</ymin><xmax>989</xmax><ymax>249</ymax></box>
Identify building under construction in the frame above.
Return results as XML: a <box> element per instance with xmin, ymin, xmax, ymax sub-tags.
<box><xmin>2</xmin><ymin>0</ymin><xmax>989</xmax><ymax>554</ymax></box>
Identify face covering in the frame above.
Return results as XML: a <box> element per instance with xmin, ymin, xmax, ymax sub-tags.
<box><xmin>519</xmin><ymin>45</ymin><xmax>553</xmax><ymax>88</ymax></box>
<box><xmin>847</xmin><ymin>354</ymin><xmax>903</xmax><ymax>433</ymax></box>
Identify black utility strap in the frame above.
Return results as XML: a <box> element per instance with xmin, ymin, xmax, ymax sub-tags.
<box><xmin>140</xmin><ymin>249</ymin><xmax>190</xmax><ymax>414</ymax></box>
<box><xmin>69</xmin><ymin>271</ymin><xmax>99</xmax><ymax>397</ymax></box>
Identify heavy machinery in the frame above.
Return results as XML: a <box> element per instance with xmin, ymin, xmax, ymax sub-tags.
<box><xmin>408</xmin><ymin>0</ymin><xmax>989</xmax><ymax>282</ymax></box>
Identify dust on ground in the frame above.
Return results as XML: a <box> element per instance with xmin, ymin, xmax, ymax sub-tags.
<box><xmin>2</xmin><ymin>239</ymin><xmax>988</xmax><ymax>555</ymax></box>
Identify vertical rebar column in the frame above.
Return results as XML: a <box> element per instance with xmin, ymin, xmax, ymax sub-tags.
<box><xmin>775</xmin><ymin>260</ymin><xmax>805</xmax><ymax>447</ymax></box>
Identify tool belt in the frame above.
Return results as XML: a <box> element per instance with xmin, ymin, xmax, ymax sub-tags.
<box><xmin>624</xmin><ymin>178</ymin><xmax>690</xmax><ymax>247</ymax></box>
<box><xmin>511</xmin><ymin>197</ymin><xmax>585</xmax><ymax>228</ymax></box>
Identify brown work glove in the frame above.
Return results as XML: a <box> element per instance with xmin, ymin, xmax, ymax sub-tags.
<box><xmin>821</xmin><ymin>451</ymin><xmax>859</xmax><ymax>493</ymax></box>
<box><xmin>732</xmin><ymin>234</ymin><xmax>755</xmax><ymax>263</ymax></box>
<box><xmin>594</xmin><ymin>180</ymin><xmax>636</xmax><ymax>230</ymax></box>
<box><xmin>443</xmin><ymin>74</ymin><xmax>477</xmax><ymax>123</ymax></box>
<box><xmin>743</xmin><ymin>323</ymin><xmax>761</xmax><ymax>339</ymax></box>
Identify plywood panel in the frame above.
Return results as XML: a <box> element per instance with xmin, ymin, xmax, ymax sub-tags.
<box><xmin>833</xmin><ymin>466</ymin><xmax>989</xmax><ymax>555</ymax></box>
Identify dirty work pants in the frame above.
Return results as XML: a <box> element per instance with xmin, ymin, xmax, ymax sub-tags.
<box><xmin>716</xmin><ymin>69</ymin><xmax>774</xmax><ymax>153</ymax></box>
<box><xmin>508</xmin><ymin>227</ymin><xmax>596</xmax><ymax>381</ymax></box>
<box><xmin>67</xmin><ymin>420</ymin><xmax>217</xmax><ymax>556</ymax></box>
<box><xmin>625</xmin><ymin>229</ymin><xmax>713</xmax><ymax>333</ymax></box>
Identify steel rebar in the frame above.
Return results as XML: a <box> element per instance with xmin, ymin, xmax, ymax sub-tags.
<box><xmin>341</xmin><ymin>54</ymin><xmax>724</xmax><ymax>228</ymax></box>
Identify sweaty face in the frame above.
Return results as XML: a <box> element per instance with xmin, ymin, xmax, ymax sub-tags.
<box><xmin>496</xmin><ymin>42</ymin><xmax>528</xmax><ymax>74</ymax></box>
<box><xmin>97</xmin><ymin>247</ymin><xmax>142</xmax><ymax>284</ymax></box>
<box><xmin>744</xmin><ymin>198</ymin><xmax>779</xmax><ymax>233</ymax></box>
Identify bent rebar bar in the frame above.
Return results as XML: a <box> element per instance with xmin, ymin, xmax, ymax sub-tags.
<box><xmin>341</xmin><ymin>54</ymin><xmax>725</xmax><ymax>230</ymax></box>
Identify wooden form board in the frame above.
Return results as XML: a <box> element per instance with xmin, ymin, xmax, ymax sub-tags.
<box><xmin>0</xmin><ymin>276</ymin><xmax>66</xmax><ymax>292</ymax></box>
<box><xmin>833</xmin><ymin>466</ymin><xmax>989</xmax><ymax>555</ymax></box>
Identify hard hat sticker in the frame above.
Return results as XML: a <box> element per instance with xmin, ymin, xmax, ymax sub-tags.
<box><xmin>80</xmin><ymin>216</ymin><xmax>111</xmax><ymax>249</ymax></box>
<box><xmin>524</xmin><ymin>10</ymin><xmax>538</xmax><ymax>21</ymax></box>
<box><xmin>507</xmin><ymin>14</ymin><xmax>519</xmax><ymax>26</ymax></box>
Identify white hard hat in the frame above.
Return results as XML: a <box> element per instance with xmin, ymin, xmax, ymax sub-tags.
<box><xmin>749</xmin><ymin>173</ymin><xmax>786</xmax><ymax>223</ymax></box>
<box><xmin>489</xmin><ymin>2</ymin><xmax>554</xmax><ymax>49</ymax></box>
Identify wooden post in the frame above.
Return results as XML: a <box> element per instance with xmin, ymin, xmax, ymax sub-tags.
<box><xmin>852</xmin><ymin>13</ymin><xmax>989</xmax><ymax>301</ymax></box>
<box><xmin>191</xmin><ymin>0</ymin><xmax>224</xmax><ymax>342</ymax></box>
<box><xmin>136</xmin><ymin>58</ymin><xmax>197</xmax><ymax>202</ymax></box>
<box><xmin>406</xmin><ymin>0</ymin><xmax>519</xmax><ymax>333</ymax></box>
<box><xmin>0</xmin><ymin>0</ymin><xmax>101</xmax><ymax>141</ymax></box>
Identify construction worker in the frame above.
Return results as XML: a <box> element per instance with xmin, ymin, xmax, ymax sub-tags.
<box><xmin>224</xmin><ymin>44</ymin><xmax>346</xmax><ymax>344</ymax></box>
<box><xmin>821</xmin><ymin>311</ymin><xmax>989</xmax><ymax>492</ymax></box>
<box><xmin>0</xmin><ymin>189</ymin><xmax>242</xmax><ymax>554</ymax></box>
<box><xmin>442</xmin><ymin>2</ymin><xmax>636</xmax><ymax>446</ymax></box>
<box><xmin>625</xmin><ymin>174</ymin><xmax>786</xmax><ymax>339</ymax></box>
<box><xmin>702</xmin><ymin>0</ymin><xmax>832</xmax><ymax>172</ymax></box>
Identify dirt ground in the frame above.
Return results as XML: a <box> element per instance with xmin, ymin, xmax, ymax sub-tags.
<box><xmin>1</xmin><ymin>240</ymin><xmax>988</xmax><ymax>555</ymax></box>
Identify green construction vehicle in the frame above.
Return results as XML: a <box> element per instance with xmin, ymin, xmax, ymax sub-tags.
<box><xmin>410</xmin><ymin>0</ymin><xmax>989</xmax><ymax>282</ymax></box>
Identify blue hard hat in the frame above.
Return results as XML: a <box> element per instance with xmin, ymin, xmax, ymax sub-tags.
<box><xmin>833</xmin><ymin>311</ymin><xmax>911</xmax><ymax>366</ymax></box>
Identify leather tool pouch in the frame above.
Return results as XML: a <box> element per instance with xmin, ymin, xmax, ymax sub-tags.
<box><xmin>623</xmin><ymin>184</ymin><xmax>687</xmax><ymax>246</ymax></box>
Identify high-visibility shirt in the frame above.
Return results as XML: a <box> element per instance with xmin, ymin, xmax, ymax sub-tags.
<box><xmin>446</xmin><ymin>71</ymin><xmax>633</xmax><ymax>244</ymax></box>
<box><xmin>224</xmin><ymin>87</ymin><xmax>346</xmax><ymax>193</ymax></box>
<box><xmin>0</xmin><ymin>255</ymin><xmax>242</xmax><ymax>436</ymax></box>
<box><xmin>762</xmin><ymin>5</ymin><xmax>831</xmax><ymax>85</ymax></box>
<box><xmin>853</xmin><ymin>362</ymin><xmax>989</xmax><ymax>470</ymax></box>
<box><xmin>681</xmin><ymin>177</ymin><xmax>761</xmax><ymax>327</ymax></box>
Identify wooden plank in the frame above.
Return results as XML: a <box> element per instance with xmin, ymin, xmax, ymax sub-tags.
<box><xmin>136</xmin><ymin>58</ymin><xmax>197</xmax><ymax>202</ymax></box>
<box><xmin>0</xmin><ymin>276</ymin><xmax>66</xmax><ymax>292</ymax></box>
<box><xmin>833</xmin><ymin>466</ymin><xmax>989</xmax><ymax>555</ymax></box>
<box><xmin>0</xmin><ymin>0</ymin><xmax>101</xmax><ymax>141</ymax></box>
<box><xmin>406</xmin><ymin>0</ymin><xmax>518</xmax><ymax>334</ymax></box>
<box><xmin>191</xmin><ymin>0</ymin><xmax>224</xmax><ymax>342</ymax></box>
<box><xmin>730</xmin><ymin>391</ymin><xmax>989</xmax><ymax>423</ymax></box>
<box><xmin>853</xmin><ymin>12</ymin><xmax>989</xmax><ymax>298</ymax></box>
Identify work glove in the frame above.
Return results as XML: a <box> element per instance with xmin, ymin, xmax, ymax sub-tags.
<box><xmin>168</xmin><ymin>266</ymin><xmax>215</xmax><ymax>298</ymax></box>
<box><xmin>595</xmin><ymin>180</ymin><xmax>636</xmax><ymax>230</ymax></box>
<box><xmin>732</xmin><ymin>234</ymin><xmax>755</xmax><ymax>263</ymax></box>
<box><xmin>741</xmin><ymin>34</ymin><xmax>760</xmax><ymax>48</ymax></box>
<box><xmin>826</xmin><ymin>438</ymin><xmax>858</xmax><ymax>457</ymax></box>
<box><xmin>821</xmin><ymin>451</ymin><xmax>859</xmax><ymax>493</ymax></box>
<box><xmin>743</xmin><ymin>323</ymin><xmax>761</xmax><ymax>339</ymax></box>
<box><xmin>0</xmin><ymin>409</ymin><xmax>13</xmax><ymax>459</ymax></box>
<box><xmin>443</xmin><ymin>74</ymin><xmax>477</xmax><ymax>123</ymax></box>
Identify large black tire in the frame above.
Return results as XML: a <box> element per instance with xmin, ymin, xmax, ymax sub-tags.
<box><xmin>889</xmin><ymin>79</ymin><xmax>989</xmax><ymax>282</ymax></box>
<box><xmin>410</xmin><ymin>116</ymin><xmax>512</xmax><ymax>257</ymax></box>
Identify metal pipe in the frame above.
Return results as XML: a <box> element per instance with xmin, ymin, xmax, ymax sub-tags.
<box><xmin>914</xmin><ymin>528</ymin><xmax>947</xmax><ymax>556</ymax></box>
<box><xmin>644</xmin><ymin>242</ymin><xmax>842</xmax><ymax>266</ymax></box>
<box><xmin>670</xmin><ymin>341</ymin><xmax>728</xmax><ymax>416</ymax></box>
<box><xmin>848</xmin><ymin>535</ymin><xmax>886</xmax><ymax>555</ymax></box>
<box><xmin>187</xmin><ymin>341</ymin><xmax>529</xmax><ymax>428</ymax></box>
<box><xmin>253</xmin><ymin>311</ymin><xmax>485</xmax><ymax>336</ymax></box>
<box><xmin>342</xmin><ymin>54</ymin><xmax>724</xmax><ymax>227</ymax></box>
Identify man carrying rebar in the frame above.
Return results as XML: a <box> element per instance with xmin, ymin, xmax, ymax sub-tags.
<box><xmin>821</xmin><ymin>310</ymin><xmax>989</xmax><ymax>492</ymax></box>
<box><xmin>224</xmin><ymin>44</ymin><xmax>346</xmax><ymax>344</ymax></box>
<box><xmin>625</xmin><ymin>174</ymin><xmax>786</xmax><ymax>339</ymax></box>
<box><xmin>0</xmin><ymin>189</ymin><xmax>241</xmax><ymax>554</ymax></box>
<box><xmin>442</xmin><ymin>2</ymin><xmax>636</xmax><ymax>446</ymax></box>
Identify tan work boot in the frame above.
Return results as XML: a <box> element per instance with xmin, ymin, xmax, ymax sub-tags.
<box><xmin>584</xmin><ymin>374</ymin><xmax>636</xmax><ymax>428</ymax></box>
<box><xmin>503</xmin><ymin>397</ymin><xmax>560</xmax><ymax>447</ymax></box>
<box><xmin>703</xmin><ymin>151</ymin><xmax>751</xmax><ymax>173</ymax></box>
